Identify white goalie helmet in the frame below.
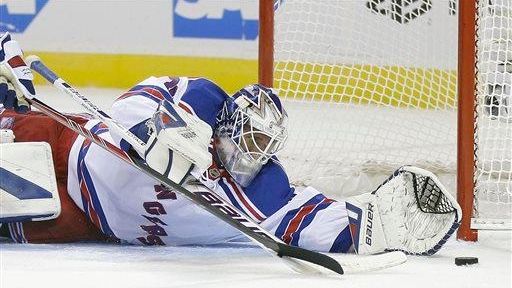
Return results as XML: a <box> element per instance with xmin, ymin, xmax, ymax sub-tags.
<box><xmin>215</xmin><ymin>84</ymin><xmax>288</xmax><ymax>187</ymax></box>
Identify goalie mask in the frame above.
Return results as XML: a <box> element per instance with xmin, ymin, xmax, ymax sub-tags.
<box><xmin>215</xmin><ymin>84</ymin><xmax>288</xmax><ymax>187</ymax></box>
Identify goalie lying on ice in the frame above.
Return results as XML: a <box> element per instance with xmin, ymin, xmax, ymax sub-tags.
<box><xmin>0</xmin><ymin>32</ymin><xmax>461</xmax><ymax>255</ymax></box>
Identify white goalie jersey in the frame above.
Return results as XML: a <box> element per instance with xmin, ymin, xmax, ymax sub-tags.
<box><xmin>65</xmin><ymin>76</ymin><xmax>353</xmax><ymax>252</ymax></box>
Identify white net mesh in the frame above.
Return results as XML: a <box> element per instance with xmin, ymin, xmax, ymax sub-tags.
<box><xmin>271</xmin><ymin>0</ymin><xmax>511</xmax><ymax>227</ymax></box>
<box><xmin>273</xmin><ymin>0</ymin><xmax>458</xmax><ymax>192</ymax></box>
<box><xmin>474</xmin><ymin>0</ymin><xmax>512</xmax><ymax>227</ymax></box>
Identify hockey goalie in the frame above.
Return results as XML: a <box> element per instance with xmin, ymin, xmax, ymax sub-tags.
<box><xmin>0</xmin><ymin>32</ymin><xmax>461</xmax><ymax>256</ymax></box>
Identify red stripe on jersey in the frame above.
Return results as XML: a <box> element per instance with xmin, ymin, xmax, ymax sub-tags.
<box><xmin>116</xmin><ymin>91</ymin><xmax>138</xmax><ymax>101</ymax></box>
<box><xmin>116</xmin><ymin>87</ymin><xmax>165</xmax><ymax>102</ymax></box>
<box><xmin>143</xmin><ymin>87</ymin><xmax>165</xmax><ymax>101</ymax></box>
<box><xmin>349</xmin><ymin>223</ymin><xmax>357</xmax><ymax>242</ymax></box>
<box><xmin>282</xmin><ymin>199</ymin><xmax>331</xmax><ymax>244</ymax></box>
<box><xmin>225</xmin><ymin>177</ymin><xmax>265</xmax><ymax>222</ymax></box>
<box><xmin>178</xmin><ymin>101</ymin><xmax>193</xmax><ymax>115</ymax></box>
<box><xmin>282</xmin><ymin>204</ymin><xmax>317</xmax><ymax>244</ymax></box>
<box><xmin>7</xmin><ymin>55</ymin><xmax>26</xmax><ymax>68</ymax></box>
<box><xmin>80</xmin><ymin>177</ymin><xmax>101</xmax><ymax>229</ymax></box>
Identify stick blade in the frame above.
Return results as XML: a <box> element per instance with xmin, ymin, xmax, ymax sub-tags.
<box><xmin>328</xmin><ymin>251</ymin><xmax>407</xmax><ymax>274</ymax></box>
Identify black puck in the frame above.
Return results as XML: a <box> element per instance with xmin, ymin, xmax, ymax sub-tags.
<box><xmin>455</xmin><ymin>257</ymin><xmax>478</xmax><ymax>266</ymax></box>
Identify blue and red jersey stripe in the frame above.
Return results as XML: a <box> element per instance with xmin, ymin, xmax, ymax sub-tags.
<box><xmin>275</xmin><ymin>194</ymin><xmax>335</xmax><ymax>245</ymax></box>
<box><xmin>117</xmin><ymin>85</ymin><xmax>174</xmax><ymax>104</ymax></box>
<box><xmin>76</xmin><ymin>123</ymin><xmax>117</xmax><ymax>238</ymax></box>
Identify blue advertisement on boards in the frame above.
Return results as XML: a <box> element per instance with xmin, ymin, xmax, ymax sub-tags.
<box><xmin>173</xmin><ymin>0</ymin><xmax>259</xmax><ymax>40</ymax></box>
<box><xmin>0</xmin><ymin>0</ymin><xmax>49</xmax><ymax>33</ymax></box>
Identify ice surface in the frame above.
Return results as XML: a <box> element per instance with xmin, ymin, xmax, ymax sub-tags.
<box><xmin>1</xmin><ymin>232</ymin><xmax>510</xmax><ymax>288</ymax></box>
<box><xmin>1</xmin><ymin>86</ymin><xmax>511</xmax><ymax>288</ymax></box>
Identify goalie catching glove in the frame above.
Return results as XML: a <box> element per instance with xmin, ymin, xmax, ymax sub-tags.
<box><xmin>143</xmin><ymin>100</ymin><xmax>212</xmax><ymax>184</ymax></box>
<box><xmin>346</xmin><ymin>166</ymin><xmax>461</xmax><ymax>256</ymax></box>
<box><xmin>0</xmin><ymin>32</ymin><xmax>35</xmax><ymax>113</ymax></box>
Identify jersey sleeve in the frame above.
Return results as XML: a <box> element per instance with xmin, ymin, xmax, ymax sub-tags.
<box><xmin>174</xmin><ymin>78</ymin><xmax>229</xmax><ymax>128</ymax></box>
<box><xmin>109</xmin><ymin>76</ymin><xmax>176</xmax><ymax>151</ymax></box>
<box><xmin>242</xmin><ymin>160</ymin><xmax>296</xmax><ymax>216</ymax></box>
<box><xmin>109</xmin><ymin>76</ymin><xmax>227</xmax><ymax>152</ymax></box>
<box><xmin>232</xmin><ymin>160</ymin><xmax>352</xmax><ymax>253</ymax></box>
<box><xmin>260</xmin><ymin>186</ymin><xmax>353</xmax><ymax>253</ymax></box>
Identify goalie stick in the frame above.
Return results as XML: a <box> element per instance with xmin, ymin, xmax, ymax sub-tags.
<box><xmin>25</xmin><ymin>55</ymin><xmax>406</xmax><ymax>275</ymax></box>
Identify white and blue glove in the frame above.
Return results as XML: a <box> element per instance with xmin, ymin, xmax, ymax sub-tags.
<box><xmin>346</xmin><ymin>166</ymin><xmax>461</xmax><ymax>256</ymax></box>
<box><xmin>0</xmin><ymin>32</ymin><xmax>36</xmax><ymax>113</ymax></box>
<box><xmin>144</xmin><ymin>100</ymin><xmax>213</xmax><ymax>184</ymax></box>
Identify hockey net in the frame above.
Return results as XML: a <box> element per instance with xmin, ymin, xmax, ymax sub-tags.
<box><xmin>259</xmin><ymin>0</ymin><xmax>511</xmax><ymax>239</ymax></box>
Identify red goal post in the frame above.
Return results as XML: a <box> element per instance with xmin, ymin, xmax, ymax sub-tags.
<box><xmin>258</xmin><ymin>0</ymin><xmax>274</xmax><ymax>88</ymax></box>
<box><xmin>259</xmin><ymin>0</ymin><xmax>510</xmax><ymax>242</ymax></box>
<box><xmin>457</xmin><ymin>0</ymin><xmax>478</xmax><ymax>241</ymax></box>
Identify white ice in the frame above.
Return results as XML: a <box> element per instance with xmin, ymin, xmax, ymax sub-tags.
<box><xmin>1</xmin><ymin>86</ymin><xmax>511</xmax><ymax>288</ymax></box>
<box><xmin>2</xmin><ymin>232</ymin><xmax>510</xmax><ymax>288</ymax></box>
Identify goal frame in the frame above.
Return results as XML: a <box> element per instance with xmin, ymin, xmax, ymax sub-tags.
<box><xmin>258</xmin><ymin>0</ymin><xmax>480</xmax><ymax>241</ymax></box>
<box><xmin>457</xmin><ymin>0</ymin><xmax>478</xmax><ymax>241</ymax></box>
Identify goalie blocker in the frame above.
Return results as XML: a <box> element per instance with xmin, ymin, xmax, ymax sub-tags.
<box><xmin>346</xmin><ymin>166</ymin><xmax>461</xmax><ymax>256</ymax></box>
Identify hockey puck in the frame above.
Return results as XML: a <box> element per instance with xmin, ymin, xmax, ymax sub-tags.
<box><xmin>455</xmin><ymin>257</ymin><xmax>478</xmax><ymax>266</ymax></box>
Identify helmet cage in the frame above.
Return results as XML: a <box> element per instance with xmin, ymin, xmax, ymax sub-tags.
<box><xmin>229</xmin><ymin>87</ymin><xmax>288</xmax><ymax>165</ymax></box>
<box><xmin>215</xmin><ymin>85</ymin><xmax>288</xmax><ymax>186</ymax></box>
<box><xmin>230</xmin><ymin>104</ymin><xmax>287</xmax><ymax>164</ymax></box>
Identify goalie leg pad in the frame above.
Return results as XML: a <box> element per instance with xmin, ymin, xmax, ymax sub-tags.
<box><xmin>0</xmin><ymin>142</ymin><xmax>60</xmax><ymax>222</ymax></box>
<box><xmin>346</xmin><ymin>166</ymin><xmax>461</xmax><ymax>256</ymax></box>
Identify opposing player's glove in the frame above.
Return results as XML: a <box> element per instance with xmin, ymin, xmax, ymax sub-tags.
<box><xmin>0</xmin><ymin>32</ymin><xmax>36</xmax><ymax>113</ymax></box>
<box><xmin>346</xmin><ymin>166</ymin><xmax>461</xmax><ymax>256</ymax></box>
<box><xmin>144</xmin><ymin>100</ymin><xmax>213</xmax><ymax>184</ymax></box>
